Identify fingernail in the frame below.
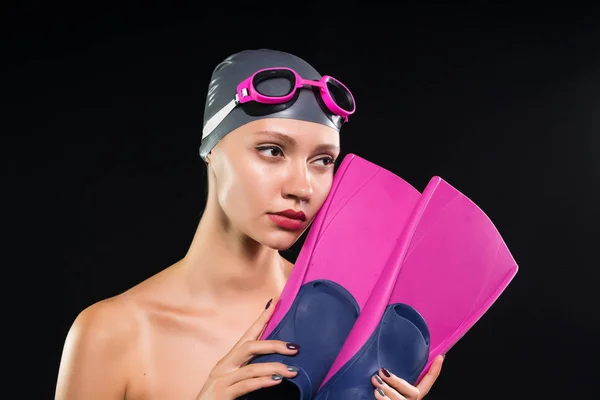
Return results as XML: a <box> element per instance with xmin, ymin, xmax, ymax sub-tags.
<box><xmin>265</xmin><ymin>299</ymin><xmax>273</xmax><ymax>309</ymax></box>
<box><xmin>287</xmin><ymin>365</ymin><xmax>299</xmax><ymax>372</ymax></box>
<box><xmin>377</xmin><ymin>387</ymin><xmax>385</xmax><ymax>396</ymax></box>
<box><xmin>271</xmin><ymin>374</ymin><xmax>283</xmax><ymax>381</ymax></box>
<box><xmin>381</xmin><ymin>367</ymin><xmax>391</xmax><ymax>378</ymax></box>
<box><xmin>374</xmin><ymin>374</ymin><xmax>383</xmax><ymax>384</ymax></box>
<box><xmin>286</xmin><ymin>343</ymin><xmax>300</xmax><ymax>350</ymax></box>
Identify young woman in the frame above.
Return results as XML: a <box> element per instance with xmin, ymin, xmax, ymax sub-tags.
<box><xmin>55</xmin><ymin>49</ymin><xmax>444</xmax><ymax>400</ymax></box>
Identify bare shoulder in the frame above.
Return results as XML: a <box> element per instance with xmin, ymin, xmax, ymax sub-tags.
<box><xmin>66</xmin><ymin>263</ymin><xmax>179</xmax><ymax>341</ymax></box>
<box><xmin>68</xmin><ymin>294</ymin><xmax>140</xmax><ymax>351</ymax></box>
<box><xmin>55</xmin><ymin>293</ymin><xmax>142</xmax><ymax>399</ymax></box>
<box><xmin>58</xmin><ymin>264</ymin><xmax>180</xmax><ymax>362</ymax></box>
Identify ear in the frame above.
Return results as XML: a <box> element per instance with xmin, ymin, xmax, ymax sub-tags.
<box><xmin>204</xmin><ymin>151</ymin><xmax>217</xmax><ymax>177</ymax></box>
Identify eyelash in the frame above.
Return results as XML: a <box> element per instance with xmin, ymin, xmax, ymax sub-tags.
<box><xmin>256</xmin><ymin>145</ymin><xmax>336</xmax><ymax>167</ymax></box>
<box><xmin>256</xmin><ymin>145</ymin><xmax>284</xmax><ymax>158</ymax></box>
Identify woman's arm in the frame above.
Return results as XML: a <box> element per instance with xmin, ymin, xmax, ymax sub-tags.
<box><xmin>55</xmin><ymin>298</ymin><xmax>135</xmax><ymax>399</ymax></box>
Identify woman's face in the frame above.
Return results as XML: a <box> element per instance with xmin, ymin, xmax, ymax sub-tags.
<box><xmin>207</xmin><ymin>118</ymin><xmax>341</xmax><ymax>250</ymax></box>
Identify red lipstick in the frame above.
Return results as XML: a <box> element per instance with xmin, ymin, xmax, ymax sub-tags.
<box><xmin>268</xmin><ymin>209</ymin><xmax>307</xmax><ymax>231</ymax></box>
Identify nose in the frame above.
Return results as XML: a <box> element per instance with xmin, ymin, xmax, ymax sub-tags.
<box><xmin>282</xmin><ymin>161</ymin><xmax>313</xmax><ymax>202</ymax></box>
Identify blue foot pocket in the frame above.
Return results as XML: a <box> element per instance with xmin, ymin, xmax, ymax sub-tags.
<box><xmin>240</xmin><ymin>279</ymin><xmax>360</xmax><ymax>400</ymax></box>
<box><xmin>314</xmin><ymin>303</ymin><xmax>430</xmax><ymax>400</ymax></box>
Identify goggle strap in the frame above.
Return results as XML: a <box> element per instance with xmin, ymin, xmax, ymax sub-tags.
<box><xmin>202</xmin><ymin>96</ymin><xmax>239</xmax><ymax>139</ymax></box>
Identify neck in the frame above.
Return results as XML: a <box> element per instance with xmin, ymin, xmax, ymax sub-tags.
<box><xmin>180</xmin><ymin>199</ymin><xmax>290</xmax><ymax>306</ymax></box>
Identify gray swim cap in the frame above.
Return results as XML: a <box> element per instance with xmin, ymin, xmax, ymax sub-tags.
<box><xmin>199</xmin><ymin>49</ymin><xmax>345</xmax><ymax>160</ymax></box>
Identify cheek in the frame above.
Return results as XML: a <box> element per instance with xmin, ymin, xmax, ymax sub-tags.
<box><xmin>221</xmin><ymin>160</ymin><xmax>280</xmax><ymax>219</ymax></box>
<box><xmin>310</xmin><ymin>173</ymin><xmax>335</xmax><ymax>210</ymax></box>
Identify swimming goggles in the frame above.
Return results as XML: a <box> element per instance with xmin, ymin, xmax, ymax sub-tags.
<box><xmin>202</xmin><ymin>67</ymin><xmax>356</xmax><ymax>139</ymax></box>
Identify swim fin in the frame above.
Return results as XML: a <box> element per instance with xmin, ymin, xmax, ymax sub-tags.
<box><xmin>240</xmin><ymin>154</ymin><xmax>421</xmax><ymax>400</ymax></box>
<box><xmin>314</xmin><ymin>176</ymin><xmax>519</xmax><ymax>399</ymax></box>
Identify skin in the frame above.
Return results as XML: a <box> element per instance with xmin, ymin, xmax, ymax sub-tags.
<box><xmin>55</xmin><ymin>117</ymin><xmax>444</xmax><ymax>400</ymax></box>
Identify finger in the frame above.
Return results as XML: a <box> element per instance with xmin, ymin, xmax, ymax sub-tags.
<box><xmin>234</xmin><ymin>298</ymin><xmax>278</xmax><ymax>347</ymax></box>
<box><xmin>378</xmin><ymin>368</ymin><xmax>419</xmax><ymax>400</ymax></box>
<box><xmin>227</xmin><ymin>375</ymin><xmax>285</xmax><ymax>398</ymax></box>
<box><xmin>371</xmin><ymin>374</ymin><xmax>405</xmax><ymax>400</ymax></box>
<box><xmin>374</xmin><ymin>386</ymin><xmax>390</xmax><ymax>399</ymax></box>
<box><xmin>224</xmin><ymin>362</ymin><xmax>298</xmax><ymax>386</ymax></box>
<box><xmin>415</xmin><ymin>355</ymin><xmax>444</xmax><ymax>398</ymax></box>
<box><xmin>230</xmin><ymin>339</ymin><xmax>300</xmax><ymax>367</ymax></box>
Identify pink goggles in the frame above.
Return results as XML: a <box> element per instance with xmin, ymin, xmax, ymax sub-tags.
<box><xmin>202</xmin><ymin>67</ymin><xmax>356</xmax><ymax>139</ymax></box>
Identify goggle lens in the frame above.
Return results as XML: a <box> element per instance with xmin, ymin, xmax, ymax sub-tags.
<box><xmin>325</xmin><ymin>77</ymin><xmax>355</xmax><ymax>113</ymax></box>
<box><xmin>252</xmin><ymin>69</ymin><xmax>296</xmax><ymax>97</ymax></box>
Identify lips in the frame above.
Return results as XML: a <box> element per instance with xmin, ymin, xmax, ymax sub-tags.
<box><xmin>268</xmin><ymin>209</ymin><xmax>307</xmax><ymax>231</ymax></box>
<box><xmin>272</xmin><ymin>209</ymin><xmax>307</xmax><ymax>221</ymax></box>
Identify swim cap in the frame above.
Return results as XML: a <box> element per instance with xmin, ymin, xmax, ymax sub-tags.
<box><xmin>199</xmin><ymin>49</ymin><xmax>344</xmax><ymax>160</ymax></box>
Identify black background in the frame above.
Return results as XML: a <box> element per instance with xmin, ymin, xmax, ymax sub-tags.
<box><xmin>3</xmin><ymin>2</ymin><xmax>599</xmax><ymax>399</ymax></box>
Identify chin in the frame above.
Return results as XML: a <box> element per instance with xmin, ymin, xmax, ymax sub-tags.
<box><xmin>259</xmin><ymin>230</ymin><xmax>304</xmax><ymax>251</ymax></box>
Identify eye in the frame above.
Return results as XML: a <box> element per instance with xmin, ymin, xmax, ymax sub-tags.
<box><xmin>313</xmin><ymin>156</ymin><xmax>336</xmax><ymax>167</ymax></box>
<box><xmin>256</xmin><ymin>145</ymin><xmax>284</xmax><ymax>158</ymax></box>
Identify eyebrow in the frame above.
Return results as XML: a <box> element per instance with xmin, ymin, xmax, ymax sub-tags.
<box><xmin>255</xmin><ymin>130</ymin><xmax>297</xmax><ymax>146</ymax></box>
<box><xmin>255</xmin><ymin>130</ymin><xmax>340</xmax><ymax>153</ymax></box>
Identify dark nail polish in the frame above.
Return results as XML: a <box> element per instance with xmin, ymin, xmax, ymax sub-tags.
<box><xmin>287</xmin><ymin>365</ymin><xmax>299</xmax><ymax>372</ymax></box>
<box><xmin>286</xmin><ymin>343</ymin><xmax>300</xmax><ymax>350</ymax></box>
<box><xmin>265</xmin><ymin>299</ymin><xmax>273</xmax><ymax>309</ymax></box>
<box><xmin>374</xmin><ymin>374</ymin><xmax>383</xmax><ymax>384</ymax></box>
<box><xmin>377</xmin><ymin>388</ymin><xmax>385</xmax><ymax>396</ymax></box>
<box><xmin>381</xmin><ymin>367</ymin><xmax>391</xmax><ymax>378</ymax></box>
<box><xmin>271</xmin><ymin>374</ymin><xmax>283</xmax><ymax>381</ymax></box>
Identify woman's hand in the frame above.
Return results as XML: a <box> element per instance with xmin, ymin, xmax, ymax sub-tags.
<box><xmin>371</xmin><ymin>355</ymin><xmax>444</xmax><ymax>399</ymax></box>
<box><xmin>195</xmin><ymin>299</ymin><xmax>300</xmax><ymax>400</ymax></box>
